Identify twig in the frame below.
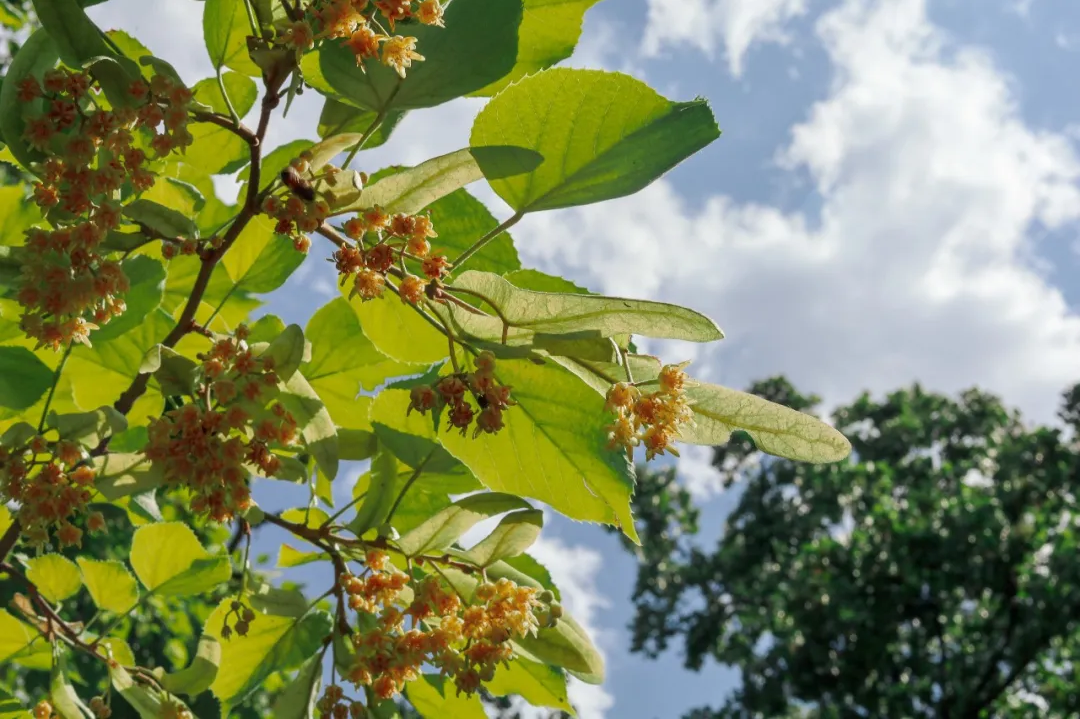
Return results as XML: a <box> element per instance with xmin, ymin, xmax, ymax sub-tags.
<box><xmin>451</xmin><ymin>211</ymin><xmax>524</xmax><ymax>273</ymax></box>
<box><xmin>38</xmin><ymin>341</ymin><xmax>73</xmax><ymax>433</ymax></box>
<box><xmin>341</xmin><ymin>110</ymin><xmax>388</xmax><ymax>169</ymax></box>
<box><xmin>385</xmin><ymin>452</ymin><xmax>434</xmax><ymax>524</ymax></box>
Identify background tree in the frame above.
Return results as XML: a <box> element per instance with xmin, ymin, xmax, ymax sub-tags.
<box><xmin>618</xmin><ymin>377</ymin><xmax>1080</xmax><ymax>717</ymax></box>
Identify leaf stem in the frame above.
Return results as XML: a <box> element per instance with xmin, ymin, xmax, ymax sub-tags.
<box><xmin>341</xmin><ymin>111</ymin><xmax>387</xmax><ymax>169</ymax></box>
<box><xmin>216</xmin><ymin>70</ymin><xmax>241</xmax><ymax>126</ymax></box>
<box><xmin>450</xmin><ymin>211</ymin><xmax>524</xmax><ymax>273</ymax></box>
<box><xmin>38</xmin><ymin>341</ymin><xmax>74</xmax><ymax>434</ymax></box>
<box><xmin>445</xmin><ymin>285</ymin><xmax>512</xmax><ymax>344</ymax></box>
<box><xmin>386</xmin><ymin>452</ymin><xmax>434</xmax><ymax>525</ymax></box>
<box><xmin>241</xmin><ymin>0</ymin><xmax>260</xmax><ymax>36</ymax></box>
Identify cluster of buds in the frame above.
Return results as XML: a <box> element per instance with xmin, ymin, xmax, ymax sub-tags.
<box><xmin>407</xmin><ymin>351</ymin><xmax>514</xmax><ymax>437</ymax></box>
<box><xmin>287</xmin><ymin>0</ymin><xmax>445</xmax><ymax>78</ymax></box>
<box><xmin>143</xmin><ymin>327</ymin><xmax>299</xmax><ymax>522</ymax></box>
<box><xmin>340</xmin><ymin>550</ymin><xmax>556</xmax><ymax>699</ymax></box>
<box><xmin>158</xmin><ymin>703</ymin><xmax>193</xmax><ymax>719</ymax></box>
<box><xmin>87</xmin><ymin>697</ymin><xmax>112</xmax><ymax>719</ymax></box>
<box><xmin>316</xmin><ymin>684</ymin><xmax>368</xmax><ymax>718</ymax></box>
<box><xmin>333</xmin><ymin>206</ymin><xmax>448</xmax><ymax>303</ymax></box>
<box><xmin>220</xmin><ymin>599</ymin><xmax>257</xmax><ymax>639</ymax></box>
<box><xmin>605</xmin><ymin>362</ymin><xmax>695</xmax><ymax>460</ymax></box>
<box><xmin>0</xmin><ymin>431</ymin><xmax>106</xmax><ymax>548</ymax></box>
<box><xmin>15</xmin><ymin>68</ymin><xmax>195</xmax><ymax>350</ymax></box>
<box><xmin>32</xmin><ymin>700</ymin><xmax>55</xmax><ymax>719</ymax></box>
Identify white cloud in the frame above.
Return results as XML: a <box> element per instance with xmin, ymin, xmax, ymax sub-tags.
<box><xmin>642</xmin><ymin>0</ymin><xmax>808</xmax><ymax>76</ymax></box>
<box><xmin>518</xmin><ymin>0</ymin><xmax>1080</xmax><ymax>427</ymax></box>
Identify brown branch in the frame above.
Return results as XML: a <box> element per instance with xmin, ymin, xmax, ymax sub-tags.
<box><xmin>190</xmin><ymin>111</ymin><xmax>257</xmax><ymax>144</ymax></box>
<box><xmin>110</xmin><ymin>90</ymin><xmax>279</xmax><ymax>421</ymax></box>
<box><xmin>0</xmin><ymin>519</ymin><xmax>21</xmax><ymax>564</ymax></box>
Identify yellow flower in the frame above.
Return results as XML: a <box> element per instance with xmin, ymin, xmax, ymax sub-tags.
<box><xmin>417</xmin><ymin>0</ymin><xmax>445</xmax><ymax>26</ymax></box>
<box><xmin>381</xmin><ymin>36</ymin><xmax>424</xmax><ymax>78</ymax></box>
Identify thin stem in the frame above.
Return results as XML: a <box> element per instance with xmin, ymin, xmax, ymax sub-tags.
<box><xmin>241</xmin><ymin>0</ymin><xmax>260</xmax><ymax>36</ymax></box>
<box><xmin>450</xmin><ymin>211</ymin><xmax>524</xmax><ymax>273</ymax></box>
<box><xmin>341</xmin><ymin>111</ymin><xmax>387</xmax><ymax>169</ymax></box>
<box><xmin>316</xmin><ymin>223</ymin><xmax>349</xmax><ymax>248</ymax></box>
<box><xmin>91</xmin><ymin>589</ymin><xmax>158</xmax><ymax>648</ymax></box>
<box><xmin>216</xmin><ymin>70</ymin><xmax>241</xmax><ymax>125</ymax></box>
<box><xmin>205</xmin><ymin>282</ymin><xmax>238</xmax><ymax>328</ymax></box>
<box><xmin>323</xmin><ymin>491</ymin><xmax>369</xmax><ymax>528</ymax></box>
<box><xmin>385</xmin><ymin>452</ymin><xmax>434</xmax><ymax>524</ymax></box>
<box><xmin>38</xmin><ymin>341</ymin><xmax>74</xmax><ymax>433</ymax></box>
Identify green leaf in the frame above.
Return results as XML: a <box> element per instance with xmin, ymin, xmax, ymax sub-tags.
<box><xmin>139</xmin><ymin>345</ymin><xmax>200</xmax><ymax>396</ymax></box>
<box><xmin>439</xmin><ymin>358</ymin><xmax>640</xmax><ymax>543</ymax></box>
<box><xmin>504</xmin><ymin>269</ymin><xmax>589</xmax><ymax>294</ymax></box>
<box><xmin>50</xmin><ymin>651</ymin><xmax>94</xmax><ymax>718</ymax></box>
<box><xmin>369</xmin><ymin>389</ymin><xmax>462</xmax><ymax>472</ymax></box>
<box><xmin>31</xmin><ymin>0</ymin><xmax>139</xmax><ymax>107</ymax></box>
<box><xmin>247</xmin><ymin>313</ymin><xmax>287</xmax><ymax>343</ymax></box>
<box><xmin>0</xmin><ymin>183</ymin><xmax>45</xmax><ymax>246</ymax></box>
<box><xmin>93</xmin><ymin>452</ymin><xmax>165</xmax><ymax>500</ymax></box>
<box><xmin>502</xmin><ymin>554</ymin><xmax>560</xmax><ymax>601</ymax></box>
<box><xmin>677</xmin><ymin>382</ymin><xmax>853</xmax><ymax>463</ymax></box>
<box><xmin>279</xmin><ymin>371</ymin><xmax>339</xmax><ymax>480</ymax></box>
<box><xmin>129</xmin><ymin>521</ymin><xmax>231</xmax><ymax>596</ymax></box>
<box><xmin>348</xmin><ymin>448</ymin><xmax>399</xmax><ymax>537</ymax></box>
<box><xmin>46</xmin><ymin>406</ymin><xmax>126</xmax><ymax>447</ymax></box>
<box><xmin>447</xmin><ymin>270</ymin><xmax>723</xmax><ymax>343</ymax></box>
<box><xmin>425</xmin><ymin>189</ymin><xmax>521</xmax><ymax>274</ymax></box>
<box><xmin>317</xmin><ymin>99</ymin><xmax>405</xmax><ymax>146</ymax></box>
<box><xmin>92</xmin><ymin>256</ymin><xmax>167</xmax><ymax>342</ymax></box>
<box><xmin>346</xmin><ymin>291</ymin><xmax>448</xmax><ymax>365</ymax></box>
<box><xmin>304</xmin><ymin>298</ymin><xmax>415</xmax><ymax>427</ymax></box>
<box><xmin>0</xmin><ymin>688</ymin><xmax>27</xmax><ymax>719</ymax></box>
<box><xmin>204</xmin><ymin>0</ymin><xmax>261</xmax><ymax>76</ymax></box>
<box><xmin>0</xmin><ymin>609</ymin><xmax>48</xmax><ymax>666</ymax></box>
<box><xmin>271</xmin><ymin>652</ymin><xmax>322</xmax><ymax>719</ymax></box>
<box><xmin>406</xmin><ymin>674</ymin><xmax>486</xmax><ymax>719</ymax></box>
<box><xmin>25</xmin><ymin>554</ymin><xmax>82</xmax><ymax>603</ymax></box>
<box><xmin>222</xmin><ymin>214</ymin><xmax>305</xmax><ymax>294</ymax></box>
<box><xmin>76</xmin><ymin>557</ymin><xmax>139</xmax><ymax>613</ymax></box>
<box><xmin>0</xmin><ymin>346</ymin><xmax>53</xmax><ymax>411</ymax></box>
<box><xmin>123</xmin><ymin>198</ymin><xmax>198</xmax><ymax>239</ymax></box>
<box><xmin>327</xmin><ymin>148</ymin><xmax>488</xmax><ymax>217</ymax></box>
<box><xmin>187</xmin><ymin>72</ymin><xmax>259</xmax><ymax>174</ymax></box>
<box><xmin>472</xmin><ymin>0</ymin><xmax>603</xmax><ymax>96</ymax></box>
<box><xmin>0</xmin><ymin>29</ymin><xmax>58</xmax><ymax>170</ymax></box>
<box><xmin>395</xmin><ymin>492</ymin><xmax>532</xmax><ymax>557</ymax></box>
<box><xmin>245</xmin><ymin>577</ymin><xmax>310</xmax><ymax>618</ymax></box>
<box><xmin>485</xmin><ymin>658</ymin><xmax>574</xmax><ymax>715</ymax></box>
<box><xmin>94</xmin><ymin>637</ymin><xmax>136</xmax><ymax>667</ymax></box>
<box><xmin>339</xmin><ymin>426</ymin><xmax>378</xmax><ymax>461</ymax></box>
<box><xmin>311</xmin><ymin>0</ymin><xmax>522</xmax><ymax>113</ymax></box>
<box><xmin>472</xmin><ymin>68</ymin><xmax>721</xmax><ymax>212</ymax></box>
<box><xmin>0</xmin><ymin>505</ymin><xmax>11</xmax><ymax>538</ymax></box>
<box><xmin>459</xmin><ymin>509</ymin><xmax>543</xmax><ymax>567</ymax></box>
<box><xmin>207</xmin><ymin>600</ymin><xmax>332</xmax><ymax>706</ymax></box>
<box><xmin>261</xmin><ymin>324</ymin><xmax>306</xmax><ymax>382</ymax></box>
<box><xmin>160</xmin><ymin>634</ymin><xmax>221</xmax><ymax>697</ymax></box>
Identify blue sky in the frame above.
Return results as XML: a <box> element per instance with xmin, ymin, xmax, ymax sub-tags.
<box><xmin>86</xmin><ymin>0</ymin><xmax>1080</xmax><ymax>716</ymax></box>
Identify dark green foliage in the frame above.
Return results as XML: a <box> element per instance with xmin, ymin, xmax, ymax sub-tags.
<box><xmin>619</xmin><ymin>376</ymin><xmax>1080</xmax><ymax>717</ymax></box>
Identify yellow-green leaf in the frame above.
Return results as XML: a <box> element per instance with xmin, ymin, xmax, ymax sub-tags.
<box><xmin>447</xmin><ymin>270</ymin><xmax>723</xmax><ymax>343</ymax></box>
<box><xmin>486</xmin><ymin>658</ymin><xmax>574</xmax><ymax>715</ymax></box>
<box><xmin>26</xmin><ymin>554</ymin><xmax>82</xmax><ymax>603</ymax></box>
<box><xmin>677</xmin><ymin>382</ymin><xmax>853</xmax><ymax>463</ymax></box>
<box><xmin>204</xmin><ymin>0</ymin><xmax>261</xmax><ymax>76</ymax></box>
<box><xmin>459</xmin><ymin>509</ymin><xmax>543</xmax><ymax>567</ymax></box>
<box><xmin>345</xmin><ymin>291</ymin><xmax>448</xmax><ymax>365</ymax></box>
<box><xmin>76</xmin><ymin>558</ymin><xmax>139</xmax><ymax>614</ymax></box>
<box><xmin>438</xmin><ymin>358</ymin><xmax>640</xmax><ymax>543</ymax></box>
<box><xmin>472</xmin><ymin>68</ymin><xmax>720</xmax><ymax>212</ymax></box>
<box><xmin>129</xmin><ymin>522</ymin><xmax>231</xmax><ymax>597</ymax></box>
<box><xmin>406</xmin><ymin>674</ymin><xmax>486</xmax><ymax>719</ymax></box>
<box><xmin>395</xmin><ymin>493</ymin><xmax>532</xmax><ymax>557</ymax></box>
<box><xmin>304</xmin><ymin>298</ymin><xmax>415</xmax><ymax>427</ymax></box>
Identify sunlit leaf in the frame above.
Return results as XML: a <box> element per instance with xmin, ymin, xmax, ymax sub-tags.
<box><xmin>472</xmin><ymin>68</ymin><xmax>720</xmax><ymax>212</ymax></box>
<box><xmin>129</xmin><ymin>521</ymin><xmax>231</xmax><ymax>596</ymax></box>
<box><xmin>0</xmin><ymin>346</ymin><xmax>54</xmax><ymax>411</ymax></box>
<box><xmin>459</xmin><ymin>509</ymin><xmax>543</xmax><ymax>567</ymax></box>
<box><xmin>204</xmin><ymin>0</ymin><xmax>261</xmax><ymax>76</ymax></box>
<box><xmin>25</xmin><ymin>554</ymin><xmax>82</xmax><ymax>603</ymax></box>
<box><xmin>76</xmin><ymin>557</ymin><xmax>139</xmax><ymax>614</ymax></box>
<box><xmin>486</xmin><ymin>658</ymin><xmax>574</xmax><ymax>715</ymax></box>
<box><xmin>395</xmin><ymin>492</ymin><xmax>532</xmax><ymax>557</ymax></box>
<box><xmin>406</xmin><ymin>674</ymin><xmax>486</xmax><ymax>718</ymax></box>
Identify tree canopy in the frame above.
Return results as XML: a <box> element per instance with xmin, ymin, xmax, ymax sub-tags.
<box><xmin>619</xmin><ymin>377</ymin><xmax>1080</xmax><ymax>718</ymax></box>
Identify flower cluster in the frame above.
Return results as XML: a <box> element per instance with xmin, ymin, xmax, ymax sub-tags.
<box><xmin>287</xmin><ymin>0</ymin><xmax>446</xmax><ymax>78</ymax></box>
<box><xmin>15</xmin><ymin>68</ymin><xmax>194</xmax><ymax>350</ymax></box>
<box><xmin>340</xmin><ymin>550</ymin><xmax>556</xmax><ymax>699</ymax></box>
<box><xmin>261</xmin><ymin>156</ymin><xmax>332</xmax><ymax>254</ymax></box>
<box><xmin>87</xmin><ymin>697</ymin><xmax>112</xmax><ymax>719</ymax></box>
<box><xmin>143</xmin><ymin>327</ymin><xmax>299</xmax><ymax>522</ymax></box>
<box><xmin>605</xmin><ymin>362</ymin><xmax>695</xmax><ymax>460</ymax></box>
<box><xmin>316</xmin><ymin>684</ymin><xmax>368</xmax><ymax>718</ymax></box>
<box><xmin>407</xmin><ymin>351</ymin><xmax>514</xmax><ymax>437</ymax></box>
<box><xmin>332</xmin><ymin>206</ymin><xmax>448</xmax><ymax>303</ymax></box>
<box><xmin>0</xmin><ymin>431</ymin><xmax>105</xmax><ymax>548</ymax></box>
